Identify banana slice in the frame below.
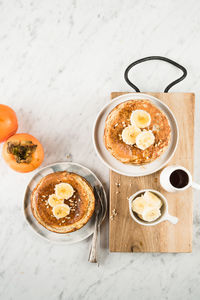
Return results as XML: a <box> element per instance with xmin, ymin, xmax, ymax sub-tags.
<box><xmin>55</xmin><ymin>183</ymin><xmax>74</xmax><ymax>199</ymax></box>
<box><xmin>143</xmin><ymin>191</ymin><xmax>162</xmax><ymax>209</ymax></box>
<box><xmin>132</xmin><ymin>196</ymin><xmax>146</xmax><ymax>214</ymax></box>
<box><xmin>53</xmin><ymin>204</ymin><xmax>70</xmax><ymax>219</ymax></box>
<box><xmin>137</xmin><ymin>214</ymin><xmax>144</xmax><ymax>220</ymax></box>
<box><xmin>136</xmin><ymin>130</ymin><xmax>155</xmax><ymax>150</ymax></box>
<box><xmin>141</xmin><ymin>207</ymin><xmax>161</xmax><ymax>222</ymax></box>
<box><xmin>48</xmin><ymin>194</ymin><xmax>64</xmax><ymax>207</ymax></box>
<box><xmin>122</xmin><ymin>125</ymin><xmax>141</xmax><ymax>145</ymax></box>
<box><xmin>131</xmin><ymin>110</ymin><xmax>151</xmax><ymax>128</ymax></box>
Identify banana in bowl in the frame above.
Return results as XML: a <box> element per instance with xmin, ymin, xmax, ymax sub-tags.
<box><xmin>31</xmin><ymin>171</ymin><xmax>95</xmax><ymax>233</ymax></box>
<box><xmin>131</xmin><ymin>191</ymin><xmax>163</xmax><ymax>222</ymax></box>
<box><xmin>104</xmin><ymin>99</ymin><xmax>171</xmax><ymax>164</ymax></box>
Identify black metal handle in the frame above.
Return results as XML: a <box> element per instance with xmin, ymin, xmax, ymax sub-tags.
<box><xmin>124</xmin><ymin>56</ymin><xmax>187</xmax><ymax>93</ymax></box>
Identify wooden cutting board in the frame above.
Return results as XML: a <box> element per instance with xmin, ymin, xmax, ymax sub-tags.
<box><xmin>109</xmin><ymin>92</ymin><xmax>195</xmax><ymax>252</ymax></box>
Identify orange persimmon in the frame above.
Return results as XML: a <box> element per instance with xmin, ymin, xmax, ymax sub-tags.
<box><xmin>0</xmin><ymin>104</ymin><xmax>18</xmax><ymax>142</ymax></box>
<box><xmin>2</xmin><ymin>133</ymin><xmax>44</xmax><ymax>173</ymax></box>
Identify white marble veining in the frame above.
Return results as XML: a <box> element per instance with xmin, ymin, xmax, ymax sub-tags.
<box><xmin>0</xmin><ymin>0</ymin><xmax>200</xmax><ymax>299</ymax></box>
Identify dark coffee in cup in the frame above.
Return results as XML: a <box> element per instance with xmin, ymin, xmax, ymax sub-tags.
<box><xmin>170</xmin><ymin>169</ymin><xmax>189</xmax><ymax>189</ymax></box>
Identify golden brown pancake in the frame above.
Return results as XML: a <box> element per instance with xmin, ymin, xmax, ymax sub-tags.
<box><xmin>31</xmin><ymin>171</ymin><xmax>95</xmax><ymax>233</ymax></box>
<box><xmin>104</xmin><ymin>99</ymin><xmax>171</xmax><ymax>164</ymax></box>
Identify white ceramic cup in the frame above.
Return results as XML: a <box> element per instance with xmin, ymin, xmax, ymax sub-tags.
<box><xmin>128</xmin><ymin>189</ymin><xmax>178</xmax><ymax>226</ymax></box>
<box><xmin>160</xmin><ymin>165</ymin><xmax>200</xmax><ymax>192</ymax></box>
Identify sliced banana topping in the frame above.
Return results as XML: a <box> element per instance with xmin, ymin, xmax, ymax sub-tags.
<box><xmin>53</xmin><ymin>204</ymin><xmax>71</xmax><ymax>219</ymax></box>
<box><xmin>131</xmin><ymin>110</ymin><xmax>151</xmax><ymax>128</ymax></box>
<box><xmin>143</xmin><ymin>191</ymin><xmax>162</xmax><ymax>209</ymax></box>
<box><xmin>132</xmin><ymin>191</ymin><xmax>163</xmax><ymax>222</ymax></box>
<box><xmin>131</xmin><ymin>196</ymin><xmax>146</xmax><ymax>214</ymax></box>
<box><xmin>48</xmin><ymin>194</ymin><xmax>64</xmax><ymax>207</ymax></box>
<box><xmin>136</xmin><ymin>130</ymin><xmax>155</xmax><ymax>150</ymax></box>
<box><xmin>55</xmin><ymin>183</ymin><xmax>74</xmax><ymax>199</ymax></box>
<box><xmin>141</xmin><ymin>208</ymin><xmax>161</xmax><ymax>222</ymax></box>
<box><xmin>122</xmin><ymin>125</ymin><xmax>141</xmax><ymax>145</ymax></box>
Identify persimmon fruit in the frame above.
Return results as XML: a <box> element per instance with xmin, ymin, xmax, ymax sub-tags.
<box><xmin>0</xmin><ymin>104</ymin><xmax>18</xmax><ymax>142</ymax></box>
<box><xmin>2</xmin><ymin>133</ymin><xmax>44</xmax><ymax>173</ymax></box>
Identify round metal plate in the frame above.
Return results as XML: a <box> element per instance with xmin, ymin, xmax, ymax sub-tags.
<box><xmin>93</xmin><ymin>93</ymin><xmax>179</xmax><ymax>177</ymax></box>
<box><xmin>24</xmin><ymin>162</ymin><xmax>107</xmax><ymax>244</ymax></box>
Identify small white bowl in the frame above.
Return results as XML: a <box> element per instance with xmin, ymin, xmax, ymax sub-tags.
<box><xmin>128</xmin><ymin>189</ymin><xmax>178</xmax><ymax>226</ymax></box>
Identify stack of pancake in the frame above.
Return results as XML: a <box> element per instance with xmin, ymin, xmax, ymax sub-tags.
<box><xmin>104</xmin><ymin>99</ymin><xmax>171</xmax><ymax>164</ymax></box>
<box><xmin>31</xmin><ymin>171</ymin><xmax>95</xmax><ymax>233</ymax></box>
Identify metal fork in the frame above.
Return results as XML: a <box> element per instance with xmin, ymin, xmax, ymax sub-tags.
<box><xmin>88</xmin><ymin>186</ymin><xmax>103</xmax><ymax>263</ymax></box>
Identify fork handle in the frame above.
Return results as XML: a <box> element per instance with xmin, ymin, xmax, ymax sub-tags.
<box><xmin>88</xmin><ymin>215</ymin><xmax>99</xmax><ymax>263</ymax></box>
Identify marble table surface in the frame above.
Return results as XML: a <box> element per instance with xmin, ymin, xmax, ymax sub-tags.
<box><xmin>1</xmin><ymin>0</ymin><xmax>200</xmax><ymax>299</ymax></box>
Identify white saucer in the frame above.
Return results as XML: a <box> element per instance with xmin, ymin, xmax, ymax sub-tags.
<box><xmin>24</xmin><ymin>162</ymin><xmax>107</xmax><ymax>244</ymax></box>
<box><xmin>93</xmin><ymin>93</ymin><xmax>179</xmax><ymax>177</ymax></box>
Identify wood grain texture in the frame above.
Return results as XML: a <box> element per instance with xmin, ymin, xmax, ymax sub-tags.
<box><xmin>109</xmin><ymin>92</ymin><xmax>195</xmax><ymax>252</ymax></box>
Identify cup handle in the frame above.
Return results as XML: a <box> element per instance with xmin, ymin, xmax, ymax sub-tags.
<box><xmin>191</xmin><ymin>181</ymin><xmax>200</xmax><ymax>190</ymax></box>
<box><xmin>164</xmin><ymin>213</ymin><xmax>179</xmax><ymax>224</ymax></box>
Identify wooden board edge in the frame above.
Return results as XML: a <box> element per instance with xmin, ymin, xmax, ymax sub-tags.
<box><xmin>111</xmin><ymin>92</ymin><xmax>195</xmax><ymax>96</ymax></box>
